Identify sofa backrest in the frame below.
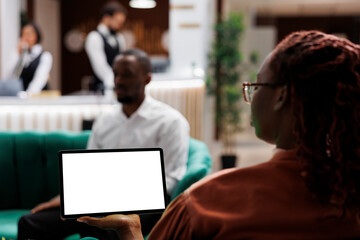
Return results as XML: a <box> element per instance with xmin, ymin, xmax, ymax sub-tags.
<box><xmin>171</xmin><ymin>138</ymin><xmax>212</xmax><ymax>200</ymax></box>
<box><xmin>0</xmin><ymin>131</ymin><xmax>90</xmax><ymax>210</ymax></box>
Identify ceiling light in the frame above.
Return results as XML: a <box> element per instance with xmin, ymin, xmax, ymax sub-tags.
<box><xmin>129</xmin><ymin>0</ymin><xmax>157</xmax><ymax>9</ymax></box>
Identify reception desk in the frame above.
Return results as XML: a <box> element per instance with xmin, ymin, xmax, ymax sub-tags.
<box><xmin>0</xmin><ymin>79</ymin><xmax>205</xmax><ymax>140</ymax></box>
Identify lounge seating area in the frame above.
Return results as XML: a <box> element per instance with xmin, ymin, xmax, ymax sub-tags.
<box><xmin>1</xmin><ymin>0</ymin><xmax>360</xmax><ymax>239</ymax></box>
<box><xmin>0</xmin><ymin>131</ymin><xmax>212</xmax><ymax>239</ymax></box>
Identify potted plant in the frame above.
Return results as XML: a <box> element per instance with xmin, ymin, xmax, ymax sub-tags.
<box><xmin>207</xmin><ymin>13</ymin><xmax>257</xmax><ymax>169</ymax></box>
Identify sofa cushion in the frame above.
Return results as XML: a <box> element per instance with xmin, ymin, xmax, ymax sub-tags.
<box><xmin>0</xmin><ymin>209</ymin><xmax>30</xmax><ymax>239</ymax></box>
<box><xmin>0</xmin><ymin>209</ymin><xmax>80</xmax><ymax>240</ymax></box>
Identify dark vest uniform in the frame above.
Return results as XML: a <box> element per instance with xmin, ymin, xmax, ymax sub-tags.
<box><xmin>20</xmin><ymin>52</ymin><xmax>48</xmax><ymax>91</ymax></box>
<box><xmin>92</xmin><ymin>31</ymin><xmax>121</xmax><ymax>94</ymax></box>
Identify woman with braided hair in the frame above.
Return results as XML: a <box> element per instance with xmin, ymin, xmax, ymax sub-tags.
<box><xmin>77</xmin><ymin>31</ymin><xmax>360</xmax><ymax>239</ymax></box>
<box><xmin>268</xmin><ymin>30</ymin><xmax>360</xmax><ymax>218</ymax></box>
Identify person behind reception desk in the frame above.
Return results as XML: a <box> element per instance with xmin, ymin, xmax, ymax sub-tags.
<box><xmin>10</xmin><ymin>22</ymin><xmax>52</xmax><ymax>95</ymax></box>
<box><xmin>85</xmin><ymin>1</ymin><xmax>127</xmax><ymax>95</ymax></box>
<box><xmin>17</xmin><ymin>48</ymin><xmax>190</xmax><ymax>239</ymax></box>
<box><xmin>77</xmin><ymin>31</ymin><xmax>360</xmax><ymax>239</ymax></box>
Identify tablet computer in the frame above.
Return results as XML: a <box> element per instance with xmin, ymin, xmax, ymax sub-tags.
<box><xmin>59</xmin><ymin>148</ymin><xmax>167</xmax><ymax>219</ymax></box>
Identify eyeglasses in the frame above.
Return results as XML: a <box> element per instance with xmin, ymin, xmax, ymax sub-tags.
<box><xmin>242</xmin><ymin>82</ymin><xmax>284</xmax><ymax>103</ymax></box>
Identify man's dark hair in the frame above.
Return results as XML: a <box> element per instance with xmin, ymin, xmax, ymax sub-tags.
<box><xmin>100</xmin><ymin>1</ymin><xmax>127</xmax><ymax>19</ymax></box>
<box><xmin>121</xmin><ymin>48</ymin><xmax>152</xmax><ymax>74</ymax></box>
<box><xmin>22</xmin><ymin>22</ymin><xmax>42</xmax><ymax>44</ymax></box>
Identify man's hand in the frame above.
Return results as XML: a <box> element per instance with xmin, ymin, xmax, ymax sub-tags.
<box><xmin>77</xmin><ymin>214</ymin><xmax>143</xmax><ymax>240</ymax></box>
<box><xmin>31</xmin><ymin>195</ymin><xmax>61</xmax><ymax>213</ymax></box>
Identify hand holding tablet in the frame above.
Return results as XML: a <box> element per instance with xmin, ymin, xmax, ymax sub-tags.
<box><xmin>77</xmin><ymin>214</ymin><xmax>143</xmax><ymax>239</ymax></box>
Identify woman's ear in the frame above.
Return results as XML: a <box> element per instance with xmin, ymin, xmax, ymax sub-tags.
<box><xmin>145</xmin><ymin>73</ymin><xmax>152</xmax><ymax>85</ymax></box>
<box><xmin>273</xmin><ymin>86</ymin><xmax>288</xmax><ymax>111</ymax></box>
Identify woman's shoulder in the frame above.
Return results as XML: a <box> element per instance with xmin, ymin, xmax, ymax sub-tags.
<box><xmin>187</xmin><ymin>150</ymin><xmax>301</xmax><ymax>200</ymax></box>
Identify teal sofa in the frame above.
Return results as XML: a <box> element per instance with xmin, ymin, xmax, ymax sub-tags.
<box><xmin>0</xmin><ymin>131</ymin><xmax>212</xmax><ymax>240</ymax></box>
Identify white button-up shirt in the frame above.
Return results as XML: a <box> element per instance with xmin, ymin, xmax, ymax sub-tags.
<box><xmin>87</xmin><ymin>96</ymin><xmax>190</xmax><ymax>195</ymax></box>
<box><xmin>85</xmin><ymin>24</ymin><xmax>126</xmax><ymax>90</ymax></box>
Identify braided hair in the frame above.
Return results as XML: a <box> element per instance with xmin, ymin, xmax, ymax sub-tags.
<box><xmin>271</xmin><ymin>31</ymin><xmax>360</xmax><ymax>218</ymax></box>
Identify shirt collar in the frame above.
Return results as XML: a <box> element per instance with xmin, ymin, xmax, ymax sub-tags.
<box><xmin>29</xmin><ymin>44</ymin><xmax>42</xmax><ymax>57</ymax></box>
<box><xmin>136</xmin><ymin>95</ymin><xmax>154</xmax><ymax>118</ymax></box>
<box><xmin>118</xmin><ymin>95</ymin><xmax>154</xmax><ymax>120</ymax></box>
<box><xmin>97</xmin><ymin>24</ymin><xmax>111</xmax><ymax>36</ymax></box>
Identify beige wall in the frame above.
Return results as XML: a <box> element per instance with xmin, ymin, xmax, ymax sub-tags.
<box><xmin>225</xmin><ymin>0</ymin><xmax>360</xmax><ymax>16</ymax></box>
<box><xmin>34</xmin><ymin>0</ymin><xmax>61</xmax><ymax>91</ymax></box>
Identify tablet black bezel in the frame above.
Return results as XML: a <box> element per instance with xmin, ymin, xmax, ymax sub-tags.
<box><xmin>59</xmin><ymin>148</ymin><xmax>168</xmax><ymax>219</ymax></box>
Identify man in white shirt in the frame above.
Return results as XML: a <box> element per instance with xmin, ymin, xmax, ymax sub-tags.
<box><xmin>85</xmin><ymin>1</ymin><xmax>127</xmax><ymax>95</ymax></box>
<box><xmin>17</xmin><ymin>48</ymin><xmax>190</xmax><ymax>239</ymax></box>
<box><xmin>88</xmin><ymin>72</ymin><xmax>188</xmax><ymax>195</ymax></box>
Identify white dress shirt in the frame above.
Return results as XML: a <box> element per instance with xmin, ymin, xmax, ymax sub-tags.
<box><xmin>85</xmin><ymin>24</ymin><xmax>126</xmax><ymax>90</ymax></box>
<box><xmin>9</xmin><ymin>44</ymin><xmax>52</xmax><ymax>95</ymax></box>
<box><xmin>87</xmin><ymin>96</ymin><xmax>190</xmax><ymax>195</ymax></box>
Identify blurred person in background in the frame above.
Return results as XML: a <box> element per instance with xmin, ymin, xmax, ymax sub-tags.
<box><xmin>9</xmin><ymin>22</ymin><xmax>52</xmax><ymax>96</ymax></box>
<box><xmin>17</xmin><ymin>48</ymin><xmax>189</xmax><ymax>240</ymax></box>
<box><xmin>85</xmin><ymin>1</ymin><xmax>127</xmax><ymax>95</ymax></box>
<box><xmin>78</xmin><ymin>31</ymin><xmax>360</xmax><ymax>239</ymax></box>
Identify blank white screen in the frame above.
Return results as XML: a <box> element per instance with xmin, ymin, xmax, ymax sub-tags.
<box><xmin>62</xmin><ymin>150</ymin><xmax>165</xmax><ymax>215</ymax></box>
